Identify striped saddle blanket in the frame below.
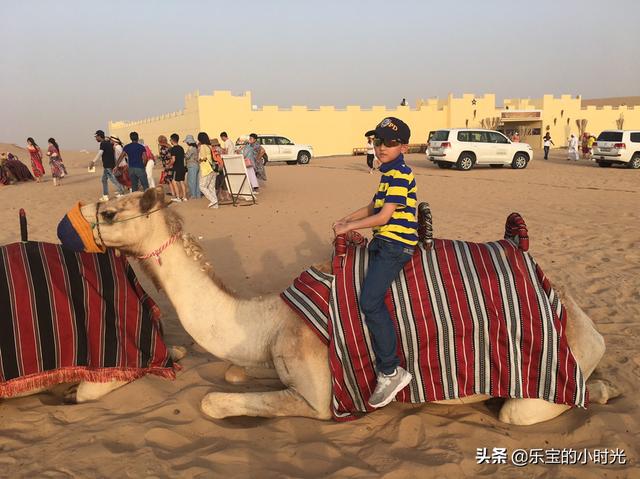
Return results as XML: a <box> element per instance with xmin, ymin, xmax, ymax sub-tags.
<box><xmin>0</xmin><ymin>242</ymin><xmax>176</xmax><ymax>398</ymax></box>
<box><xmin>282</xmin><ymin>214</ymin><xmax>587</xmax><ymax>421</ymax></box>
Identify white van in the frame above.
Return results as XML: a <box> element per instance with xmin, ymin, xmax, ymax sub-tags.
<box><xmin>427</xmin><ymin>129</ymin><xmax>533</xmax><ymax>170</ymax></box>
<box><xmin>592</xmin><ymin>130</ymin><xmax>640</xmax><ymax>169</ymax></box>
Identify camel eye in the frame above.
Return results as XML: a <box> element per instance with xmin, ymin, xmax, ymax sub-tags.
<box><xmin>101</xmin><ymin>210</ymin><xmax>117</xmax><ymax>222</ymax></box>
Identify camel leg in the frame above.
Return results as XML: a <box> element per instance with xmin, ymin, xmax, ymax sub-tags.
<box><xmin>224</xmin><ymin>364</ymin><xmax>279</xmax><ymax>384</ymax></box>
<box><xmin>64</xmin><ymin>380</ymin><xmax>129</xmax><ymax>403</ymax></box>
<box><xmin>201</xmin><ymin>388</ymin><xmax>327</xmax><ymax>419</ymax></box>
<box><xmin>499</xmin><ymin>290</ymin><xmax>608</xmax><ymax>425</ymax></box>
<box><xmin>203</xmin><ymin>321</ymin><xmax>332</xmax><ymax>420</ymax></box>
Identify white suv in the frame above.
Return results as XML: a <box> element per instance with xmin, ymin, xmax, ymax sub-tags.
<box><xmin>427</xmin><ymin>129</ymin><xmax>533</xmax><ymax>170</ymax></box>
<box><xmin>237</xmin><ymin>134</ymin><xmax>313</xmax><ymax>165</ymax></box>
<box><xmin>592</xmin><ymin>130</ymin><xmax>640</xmax><ymax>169</ymax></box>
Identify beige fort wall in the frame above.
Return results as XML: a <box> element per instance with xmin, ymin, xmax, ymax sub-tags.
<box><xmin>108</xmin><ymin>91</ymin><xmax>640</xmax><ymax>156</ymax></box>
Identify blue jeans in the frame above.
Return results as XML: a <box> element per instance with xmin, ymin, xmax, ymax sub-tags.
<box><xmin>102</xmin><ymin>168</ymin><xmax>124</xmax><ymax>195</ymax></box>
<box><xmin>129</xmin><ymin>167</ymin><xmax>149</xmax><ymax>192</ymax></box>
<box><xmin>187</xmin><ymin>163</ymin><xmax>200</xmax><ymax>198</ymax></box>
<box><xmin>360</xmin><ymin>237</ymin><xmax>414</xmax><ymax>375</ymax></box>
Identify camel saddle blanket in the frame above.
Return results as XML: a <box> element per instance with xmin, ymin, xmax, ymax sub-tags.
<box><xmin>0</xmin><ymin>242</ymin><xmax>176</xmax><ymax>398</ymax></box>
<box><xmin>282</xmin><ymin>216</ymin><xmax>587</xmax><ymax>421</ymax></box>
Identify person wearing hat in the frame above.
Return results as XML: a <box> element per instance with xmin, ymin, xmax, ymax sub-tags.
<box><xmin>92</xmin><ymin>130</ymin><xmax>124</xmax><ymax>201</ymax></box>
<box><xmin>184</xmin><ymin>134</ymin><xmax>200</xmax><ymax>199</ymax></box>
<box><xmin>333</xmin><ymin>117</ymin><xmax>417</xmax><ymax>409</ymax></box>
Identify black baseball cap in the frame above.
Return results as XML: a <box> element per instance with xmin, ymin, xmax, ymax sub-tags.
<box><xmin>374</xmin><ymin>117</ymin><xmax>410</xmax><ymax>144</ymax></box>
<box><xmin>94</xmin><ymin>130</ymin><xmax>105</xmax><ymax>138</ymax></box>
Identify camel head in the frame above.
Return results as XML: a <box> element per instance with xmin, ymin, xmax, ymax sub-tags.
<box><xmin>57</xmin><ymin>187</ymin><xmax>181</xmax><ymax>256</ymax></box>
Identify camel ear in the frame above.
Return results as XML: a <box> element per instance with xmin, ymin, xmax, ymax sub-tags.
<box><xmin>140</xmin><ymin>186</ymin><xmax>166</xmax><ymax>213</ymax></box>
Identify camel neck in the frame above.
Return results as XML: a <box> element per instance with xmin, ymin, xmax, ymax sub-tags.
<box><xmin>139</xmin><ymin>236</ymin><xmax>273</xmax><ymax>365</ymax></box>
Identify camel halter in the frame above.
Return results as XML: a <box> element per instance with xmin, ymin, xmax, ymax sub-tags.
<box><xmin>136</xmin><ymin>232</ymin><xmax>182</xmax><ymax>266</ymax></box>
<box><xmin>91</xmin><ymin>201</ymin><xmax>166</xmax><ymax>251</ymax></box>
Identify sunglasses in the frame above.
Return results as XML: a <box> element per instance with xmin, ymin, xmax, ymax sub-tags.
<box><xmin>373</xmin><ymin>138</ymin><xmax>403</xmax><ymax>148</ymax></box>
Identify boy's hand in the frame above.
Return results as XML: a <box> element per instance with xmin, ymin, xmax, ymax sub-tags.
<box><xmin>333</xmin><ymin>222</ymin><xmax>351</xmax><ymax>236</ymax></box>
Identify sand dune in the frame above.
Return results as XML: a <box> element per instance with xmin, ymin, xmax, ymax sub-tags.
<box><xmin>0</xmin><ymin>149</ymin><xmax>637</xmax><ymax>477</ymax></box>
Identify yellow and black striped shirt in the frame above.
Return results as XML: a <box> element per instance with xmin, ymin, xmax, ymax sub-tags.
<box><xmin>372</xmin><ymin>154</ymin><xmax>418</xmax><ymax>246</ymax></box>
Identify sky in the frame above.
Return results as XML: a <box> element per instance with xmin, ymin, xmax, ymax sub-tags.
<box><xmin>1</xmin><ymin>0</ymin><xmax>639</xmax><ymax>149</ymax></box>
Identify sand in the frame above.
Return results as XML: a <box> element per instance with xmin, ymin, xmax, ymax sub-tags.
<box><xmin>0</xmin><ymin>143</ymin><xmax>638</xmax><ymax>478</ymax></box>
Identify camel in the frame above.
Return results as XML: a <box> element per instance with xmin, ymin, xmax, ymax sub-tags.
<box><xmin>74</xmin><ymin>186</ymin><xmax>618</xmax><ymax>424</ymax></box>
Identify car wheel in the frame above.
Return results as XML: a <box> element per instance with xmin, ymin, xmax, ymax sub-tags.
<box><xmin>297</xmin><ymin>151</ymin><xmax>311</xmax><ymax>165</ymax></box>
<box><xmin>511</xmin><ymin>153</ymin><xmax>528</xmax><ymax>169</ymax></box>
<box><xmin>627</xmin><ymin>154</ymin><xmax>640</xmax><ymax>169</ymax></box>
<box><xmin>597</xmin><ymin>161</ymin><xmax>612</xmax><ymax>168</ymax></box>
<box><xmin>489</xmin><ymin>164</ymin><xmax>504</xmax><ymax>168</ymax></box>
<box><xmin>456</xmin><ymin>153</ymin><xmax>475</xmax><ymax>171</ymax></box>
<box><xmin>437</xmin><ymin>161</ymin><xmax>453</xmax><ymax>169</ymax></box>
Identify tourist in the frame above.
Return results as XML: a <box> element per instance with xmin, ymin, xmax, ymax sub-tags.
<box><xmin>169</xmin><ymin>133</ymin><xmax>187</xmax><ymax>202</ymax></box>
<box><xmin>117</xmin><ymin>131</ymin><xmax>149</xmax><ymax>192</ymax></box>
<box><xmin>26</xmin><ymin>137</ymin><xmax>45</xmax><ymax>182</ymax></box>
<box><xmin>46</xmin><ymin>138</ymin><xmax>67</xmax><ymax>186</ymax></box>
<box><xmin>184</xmin><ymin>134</ymin><xmax>200</xmax><ymax>199</ymax></box>
<box><xmin>581</xmin><ymin>133</ymin><xmax>590</xmax><ymax>160</ymax></box>
<box><xmin>220</xmin><ymin>132</ymin><xmax>235</xmax><ymax>155</ymax></box>
<box><xmin>217</xmin><ymin>132</ymin><xmax>234</xmax><ymax>201</ymax></box>
<box><xmin>332</xmin><ymin>117</ymin><xmax>416</xmax><ymax>409</ymax></box>
<box><xmin>242</xmin><ymin>133</ymin><xmax>266</xmax><ymax>193</ymax></box>
<box><xmin>511</xmin><ymin>131</ymin><xmax>520</xmax><ymax>142</ymax></box>
<box><xmin>92</xmin><ymin>130</ymin><xmax>124</xmax><ymax>201</ymax></box>
<box><xmin>587</xmin><ymin>134</ymin><xmax>596</xmax><ymax>160</ymax></box>
<box><xmin>543</xmin><ymin>133</ymin><xmax>555</xmax><ymax>160</ymax></box>
<box><xmin>197</xmin><ymin>132</ymin><xmax>219</xmax><ymax>209</ymax></box>
<box><xmin>567</xmin><ymin>134</ymin><xmax>579</xmax><ymax>161</ymax></box>
<box><xmin>157</xmin><ymin>135</ymin><xmax>175</xmax><ymax>196</ymax></box>
<box><xmin>140</xmin><ymin>139</ymin><xmax>156</xmax><ymax>188</ymax></box>
<box><xmin>400</xmin><ymin>98</ymin><xmax>407</xmax><ymax>106</ymax></box>
<box><xmin>111</xmin><ymin>136</ymin><xmax>131</xmax><ymax>193</ymax></box>
<box><xmin>365</xmin><ymin>133</ymin><xmax>376</xmax><ymax>173</ymax></box>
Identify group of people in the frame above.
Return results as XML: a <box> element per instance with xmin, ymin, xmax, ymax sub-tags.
<box><xmin>567</xmin><ymin>132</ymin><xmax>596</xmax><ymax>161</ymax></box>
<box><xmin>92</xmin><ymin>130</ymin><xmax>267</xmax><ymax>209</ymax></box>
<box><xmin>0</xmin><ymin>138</ymin><xmax>67</xmax><ymax>187</ymax></box>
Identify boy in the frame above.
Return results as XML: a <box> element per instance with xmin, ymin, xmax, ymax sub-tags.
<box><xmin>169</xmin><ymin>133</ymin><xmax>187</xmax><ymax>201</ymax></box>
<box><xmin>333</xmin><ymin>117</ymin><xmax>417</xmax><ymax>408</ymax></box>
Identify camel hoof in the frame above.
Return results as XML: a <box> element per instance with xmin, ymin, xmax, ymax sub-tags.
<box><xmin>224</xmin><ymin>365</ymin><xmax>249</xmax><ymax>384</ymax></box>
<box><xmin>588</xmin><ymin>379</ymin><xmax>621</xmax><ymax>404</ymax></box>
<box><xmin>168</xmin><ymin>345</ymin><xmax>187</xmax><ymax>362</ymax></box>
<box><xmin>200</xmin><ymin>392</ymin><xmax>229</xmax><ymax>419</ymax></box>
<box><xmin>62</xmin><ymin>384</ymin><xmax>79</xmax><ymax>404</ymax></box>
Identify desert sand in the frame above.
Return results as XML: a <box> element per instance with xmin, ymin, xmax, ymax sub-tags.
<box><xmin>0</xmin><ymin>143</ymin><xmax>637</xmax><ymax>478</ymax></box>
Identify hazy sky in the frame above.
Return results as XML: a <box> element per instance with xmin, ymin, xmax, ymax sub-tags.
<box><xmin>1</xmin><ymin>0</ymin><xmax>638</xmax><ymax>149</ymax></box>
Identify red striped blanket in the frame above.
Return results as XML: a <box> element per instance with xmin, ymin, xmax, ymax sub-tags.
<box><xmin>282</xmin><ymin>215</ymin><xmax>587</xmax><ymax>421</ymax></box>
<box><xmin>0</xmin><ymin>242</ymin><xmax>176</xmax><ymax>398</ymax></box>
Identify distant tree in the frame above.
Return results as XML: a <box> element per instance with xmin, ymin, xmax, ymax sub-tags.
<box><xmin>616</xmin><ymin>113</ymin><xmax>625</xmax><ymax>129</ymax></box>
<box><xmin>575</xmin><ymin>119</ymin><xmax>588</xmax><ymax>137</ymax></box>
<box><xmin>480</xmin><ymin>117</ymin><xmax>501</xmax><ymax>130</ymax></box>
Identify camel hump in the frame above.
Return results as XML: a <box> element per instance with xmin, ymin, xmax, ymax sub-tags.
<box><xmin>417</xmin><ymin>202</ymin><xmax>433</xmax><ymax>249</ymax></box>
<box><xmin>504</xmin><ymin>213</ymin><xmax>529</xmax><ymax>251</ymax></box>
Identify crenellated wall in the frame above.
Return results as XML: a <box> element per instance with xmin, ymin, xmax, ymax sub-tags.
<box><xmin>108</xmin><ymin>91</ymin><xmax>640</xmax><ymax>155</ymax></box>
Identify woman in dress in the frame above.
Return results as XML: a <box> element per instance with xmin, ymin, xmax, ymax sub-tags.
<box><xmin>26</xmin><ymin>137</ymin><xmax>45</xmax><ymax>181</ymax></box>
<box><xmin>197</xmin><ymin>132</ymin><xmax>219</xmax><ymax>209</ymax></box>
<box><xmin>158</xmin><ymin>135</ymin><xmax>175</xmax><ymax>196</ymax></box>
<box><xmin>46</xmin><ymin>138</ymin><xmax>67</xmax><ymax>186</ymax></box>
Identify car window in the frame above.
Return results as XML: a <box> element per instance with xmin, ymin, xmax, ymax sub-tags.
<box><xmin>457</xmin><ymin>131</ymin><xmax>469</xmax><ymax>142</ymax></box>
<box><xmin>261</xmin><ymin>137</ymin><xmax>276</xmax><ymax>145</ymax></box>
<box><xmin>468</xmin><ymin>131</ymin><xmax>488</xmax><ymax>143</ymax></box>
<box><xmin>597</xmin><ymin>131</ymin><xmax>623</xmax><ymax>142</ymax></box>
<box><xmin>630</xmin><ymin>132</ymin><xmax>640</xmax><ymax>143</ymax></box>
<box><xmin>432</xmin><ymin>130</ymin><xmax>449</xmax><ymax>141</ymax></box>
<box><xmin>487</xmin><ymin>132</ymin><xmax>510</xmax><ymax>144</ymax></box>
<box><xmin>276</xmin><ymin>137</ymin><xmax>292</xmax><ymax>145</ymax></box>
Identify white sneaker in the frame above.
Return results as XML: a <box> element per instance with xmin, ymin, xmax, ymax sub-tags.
<box><xmin>99</xmin><ymin>195</ymin><xmax>109</xmax><ymax>202</ymax></box>
<box><xmin>115</xmin><ymin>193</ymin><xmax>124</xmax><ymax>198</ymax></box>
<box><xmin>207</xmin><ymin>202</ymin><xmax>219</xmax><ymax>209</ymax></box>
<box><xmin>171</xmin><ymin>197</ymin><xmax>181</xmax><ymax>203</ymax></box>
<box><xmin>368</xmin><ymin>366</ymin><xmax>412</xmax><ymax>408</ymax></box>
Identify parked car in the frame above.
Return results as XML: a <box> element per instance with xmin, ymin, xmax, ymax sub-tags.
<box><xmin>236</xmin><ymin>134</ymin><xmax>313</xmax><ymax>165</ymax></box>
<box><xmin>427</xmin><ymin>129</ymin><xmax>533</xmax><ymax>170</ymax></box>
<box><xmin>592</xmin><ymin>130</ymin><xmax>640</xmax><ymax>169</ymax></box>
